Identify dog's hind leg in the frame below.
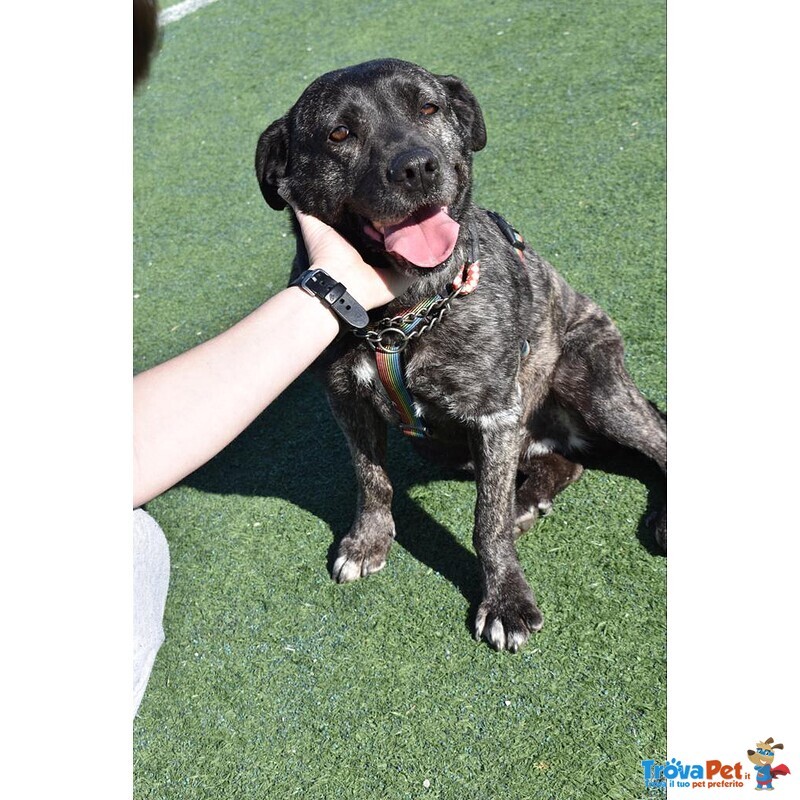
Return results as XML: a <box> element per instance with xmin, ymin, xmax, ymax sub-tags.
<box><xmin>514</xmin><ymin>452</ymin><xmax>584</xmax><ymax>537</ymax></box>
<box><xmin>553</xmin><ymin>304</ymin><xmax>667</xmax><ymax>548</ymax></box>
<box><xmin>470</xmin><ymin>412</ymin><xmax>544</xmax><ymax>652</ymax></box>
<box><xmin>328</xmin><ymin>395</ymin><xmax>396</xmax><ymax>583</ymax></box>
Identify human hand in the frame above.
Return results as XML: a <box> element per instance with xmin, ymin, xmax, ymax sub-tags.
<box><xmin>293</xmin><ymin>210</ymin><xmax>414</xmax><ymax>310</ymax></box>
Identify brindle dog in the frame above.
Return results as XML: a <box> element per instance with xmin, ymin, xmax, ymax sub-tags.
<box><xmin>255</xmin><ymin>59</ymin><xmax>666</xmax><ymax>652</ymax></box>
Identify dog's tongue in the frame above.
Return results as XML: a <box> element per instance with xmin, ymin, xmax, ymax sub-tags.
<box><xmin>382</xmin><ymin>207</ymin><xmax>460</xmax><ymax>268</ymax></box>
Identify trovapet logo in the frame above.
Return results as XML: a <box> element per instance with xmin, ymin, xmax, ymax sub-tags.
<box><xmin>642</xmin><ymin>737</ymin><xmax>791</xmax><ymax>792</ymax></box>
<box><xmin>641</xmin><ymin>758</ymin><xmax>746</xmax><ymax>790</ymax></box>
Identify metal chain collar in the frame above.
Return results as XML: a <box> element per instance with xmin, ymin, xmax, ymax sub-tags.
<box><xmin>353</xmin><ymin>280</ymin><xmax>463</xmax><ymax>354</ymax></box>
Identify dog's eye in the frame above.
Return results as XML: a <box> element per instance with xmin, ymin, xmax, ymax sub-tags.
<box><xmin>329</xmin><ymin>125</ymin><xmax>350</xmax><ymax>142</ymax></box>
<box><xmin>420</xmin><ymin>103</ymin><xmax>439</xmax><ymax>116</ymax></box>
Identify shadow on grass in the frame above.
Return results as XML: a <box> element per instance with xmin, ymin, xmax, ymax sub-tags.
<box><xmin>579</xmin><ymin>442</ymin><xmax>666</xmax><ymax>557</ymax></box>
<box><xmin>184</xmin><ymin>374</ymin><xmax>484</xmax><ymax>614</ymax></box>
<box><xmin>184</xmin><ymin>373</ymin><xmax>665</xmax><ymax>633</ymax></box>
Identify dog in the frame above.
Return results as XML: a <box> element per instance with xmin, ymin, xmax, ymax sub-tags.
<box><xmin>747</xmin><ymin>738</ymin><xmax>791</xmax><ymax>790</ymax></box>
<box><xmin>255</xmin><ymin>59</ymin><xmax>666</xmax><ymax>652</ymax></box>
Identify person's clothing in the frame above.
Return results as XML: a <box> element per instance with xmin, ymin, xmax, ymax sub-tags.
<box><xmin>755</xmin><ymin>764</ymin><xmax>773</xmax><ymax>789</ymax></box>
<box><xmin>133</xmin><ymin>508</ymin><xmax>170</xmax><ymax>717</ymax></box>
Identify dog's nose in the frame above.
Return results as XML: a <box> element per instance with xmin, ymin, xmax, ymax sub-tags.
<box><xmin>387</xmin><ymin>148</ymin><xmax>439</xmax><ymax>191</ymax></box>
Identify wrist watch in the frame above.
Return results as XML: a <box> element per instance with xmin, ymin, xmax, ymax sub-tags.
<box><xmin>290</xmin><ymin>269</ymin><xmax>369</xmax><ymax>329</ymax></box>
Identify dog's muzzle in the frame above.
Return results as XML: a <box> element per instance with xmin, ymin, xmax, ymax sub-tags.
<box><xmin>386</xmin><ymin>147</ymin><xmax>440</xmax><ymax>193</ymax></box>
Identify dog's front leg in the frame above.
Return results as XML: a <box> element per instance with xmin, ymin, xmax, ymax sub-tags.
<box><xmin>471</xmin><ymin>414</ymin><xmax>544</xmax><ymax>652</ymax></box>
<box><xmin>328</xmin><ymin>393</ymin><xmax>396</xmax><ymax>583</ymax></box>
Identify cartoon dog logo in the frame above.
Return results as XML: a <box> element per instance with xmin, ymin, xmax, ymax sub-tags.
<box><xmin>747</xmin><ymin>738</ymin><xmax>791</xmax><ymax>791</ymax></box>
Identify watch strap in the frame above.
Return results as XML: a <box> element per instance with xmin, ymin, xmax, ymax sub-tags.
<box><xmin>291</xmin><ymin>269</ymin><xmax>369</xmax><ymax>329</ymax></box>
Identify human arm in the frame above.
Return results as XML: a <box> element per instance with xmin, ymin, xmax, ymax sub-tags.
<box><xmin>133</xmin><ymin>212</ymin><xmax>412</xmax><ymax>507</ymax></box>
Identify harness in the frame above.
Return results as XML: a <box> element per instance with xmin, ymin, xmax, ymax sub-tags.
<box><xmin>354</xmin><ymin>209</ymin><xmax>526</xmax><ymax>438</ymax></box>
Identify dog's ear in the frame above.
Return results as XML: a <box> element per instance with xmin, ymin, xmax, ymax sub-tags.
<box><xmin>438</xmin><ymin>74</ymin><xmax>487</xmax><ymax>152</ymax></box>
<box><xmin>255</xmin><ymin>116</ymin><xmax>289</xmax><ymax>210</ymax></box>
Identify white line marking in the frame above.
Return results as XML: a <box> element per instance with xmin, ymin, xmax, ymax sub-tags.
<box><xmin>158</xmin><ymin>0</ymin><xmax>221</xmax><ymax>26</ymax></box>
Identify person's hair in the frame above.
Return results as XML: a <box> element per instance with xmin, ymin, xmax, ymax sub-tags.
<box><xmin>133</xmin><ymin>0</ymin><xmax>159</xmax><ymax>86</ymax></box>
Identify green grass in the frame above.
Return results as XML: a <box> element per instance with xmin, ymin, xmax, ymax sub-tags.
<box><xmin>134</xmin><ymin>0</ymin><xmax>666</xmax><ymax>797</ymax></box>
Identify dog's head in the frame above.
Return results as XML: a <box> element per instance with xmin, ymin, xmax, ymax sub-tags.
<box><xmin>747</xmin><ymin>738</ymin><xmax>784</xmax><ymax>767</ymax></box>
<box><xmin>255</xmin><ymin>59</ymin><xmax>486</xmax><ymax>272</ymax></box>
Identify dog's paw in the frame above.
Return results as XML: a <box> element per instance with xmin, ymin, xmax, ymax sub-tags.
<box><xmin>332</xmin><ymin>532</ymin><xmax>393</xmax><ymax>584</ymax></box>
<box><xmin>332</xmin><ymin>551</ymin><xmax>386</xmax><ymax>583</ymax></box>
<box><xmin>514</xmin><ymin>457</ymin><xmax>583</xmax><ymax>538</ymax></box>
<box><xmin>513</xmin><ymin>506</ymin><xmax>539</xmax><ymax>539</ymax></box>
<box><xmin>652</xmin><ymin>506</ymin><xmax>666</xmax><ymax>552</ymax></box>
<box><xmin>474</xmin><ymin>578</ymin><xmax>543</xmax><ymax>652</ymax></box>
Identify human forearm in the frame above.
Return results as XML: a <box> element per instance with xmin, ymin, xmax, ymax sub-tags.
<box><xmin>133</xmin><ymin>286</ymin><xmax>339</xmax><ymax>507</ymax></box>
<box><xmin>133</xmin><ymin>210</ymin><xmax>414</xmax><ymax>508</ymax></box>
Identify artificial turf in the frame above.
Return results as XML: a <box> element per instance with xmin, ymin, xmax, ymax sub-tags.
<box><xmin>133</xmin><ymin>0</ymin><xmax>666</xmax><ymax>797</ymax></box>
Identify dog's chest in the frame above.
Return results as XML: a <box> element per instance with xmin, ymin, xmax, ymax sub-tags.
<box><xmin>348</xmin><ymin>326</ymin><xmax>519</xmax><ymax>429</ymax></box>
<box><xmin>338</xmin><ymin>249</ymin><xmax>537</xmax><ymax>429</ymax></box>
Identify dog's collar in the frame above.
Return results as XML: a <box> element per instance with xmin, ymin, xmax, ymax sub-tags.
<box><xmin>358</xmin><ymin>211</ymin><xmax>525</xmax><ymax>439</ymax></box>
<box><xmin>355</xmin><ymin>221</ymin><xmax>482</xmax><ymax>353</ymax></box>
<box><xmin>352</xmin><ymin>222</ymin><xmax>480</xmax><ymax>438</ymax></box>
